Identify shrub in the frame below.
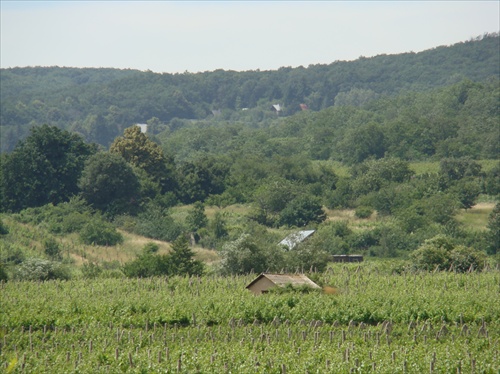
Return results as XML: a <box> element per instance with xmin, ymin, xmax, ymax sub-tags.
<box><xmin>449</xmin><ymin>245</ymin><xmax>487</xmax><ymax>272</ymax></box>
<box><xmin>15</xmin><ymin>258</ymin><xmax>70</xmax><ymax>281</ymax></box>
<box><xmin>411</xmin><ymin>235</ymin><xmax>487</xmax><ymax>272</ymax></box>
<box><xmin>134</xmin><ymin>203</ymin><xmax>185</xmax><ymax>242</ymax></box>
<box><xmin>0</xmin><ymin>264</ymin><xmax>8</xmax><ymax>282</ymax></box>
<box><xmin>355</xmin><ymin>206</ymin><xmax>373</xmax><ymax>219</ymax></box>
<box><xmin>79</xmin><ymin>218</ymin><xmax>123</xmax><ymax>246</ymax></box>
<box><xmin>0</xmin><ymin>220</ymin><xmax>8</xmax><ymax>235</ymax></box>
<box><xmin>43</xmin><ymin>237</ymin><xmax>62</xmax><ymax>260</ymax></box>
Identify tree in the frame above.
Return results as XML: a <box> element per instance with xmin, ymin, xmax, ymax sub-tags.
<box><xmin>278</xmin><ymin>194</ymin><xmax>326</xmax><ymax>227</ymax></box>
<box><xmin>79</xmin><ymin>216</ymin><xmax>123</xmax><ymax>246</ymax></box>
<box><xmin>168</xmin><ymin>235</ymin><xmax>204</xmax><ymax>276</ymax></box>
<box><xmin>220</xmin><ymin>234</ymin><xmax>269</xmax><ymax>275</ymax></box>
<box><xmin>450</xmin><ymin>179</ymin><xmax>481</xmax><ymax>210</ymax></box>
<box><xmin>78</xmin><ymin>152</ymin><xmax>140</xmax><ymax>214</ymax></box>
<box><xmin>1</xmin><ymin>125</ymin><xmax>96</xmax><ymax>212</ymax></box>
<box><xmin>110</xmin><ymin>126</ymin><xmax>177</xmax><ymax>193</ymax></box>
<box><xmin>411</xmin><ymin>234</ymin><xmax>486</xmax><ymax>272</ymax></box>
<box><xmin>177</xmin><ymin>156</ymin><xmax>230</xmax><ymax>203</ymax></box>
<box><xmin>439</xmin><ymin>157</ymin><xmax>482</xmax><ymax>182</ymax></box>
<box><xmin>340</xmin><ymin>122</ymin><xmax>386</xmax><ymax>164</ymax></box>
<box><xmin>185</xmin><ymin>202</ymin><xmax>208</xmax><ymax>233</ymax></box>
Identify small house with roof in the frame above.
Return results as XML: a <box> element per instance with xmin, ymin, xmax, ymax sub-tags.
<box><xmin>246</xmin><ymin>273</ymin><xmax>321</xmax><ymax>295</ymax></box>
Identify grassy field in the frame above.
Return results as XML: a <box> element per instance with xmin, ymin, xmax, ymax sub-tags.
<box><xmin>455</xmin><ymin>202</ymin><xmax>495</xmax><ymax>231</ymax></box>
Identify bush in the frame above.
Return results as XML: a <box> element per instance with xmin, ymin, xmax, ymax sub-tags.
<box><xmin>449</xmin><ymin>245</ymin><xmax>487</xmax><ymax>272</ymax></box>
<box><xmin>134</xmin><ymin>203</ymin><xmax>185</xmax><ymax>242</ymax></box>
<box><xmin>79</xmin><ymin>218</ymin><xmax>123</xmax><ymax>246</ymax></box>
<box><xmin>278</xmin><ymin>194</ymin><xmax>326</xmax><ymax>227</ymax></box>
<box><xmin>411</xmin><ymin>235</ymin><xmax>487</xmax><ymax>272</ymax></box>
<box><xmin>0</xmin><ymin>220</ymin><xmax>9</xmax><ymax>235</ymax></box>
<box><xmin>0</xmin><ymin>264</ymin><xmax>8</xmax><ymax>282</ymax></box>
<box><xmin>43</xmin><ymin>237</ymin><xmax>62</xmax><ymax>260</ymax></box>
<box><xmin>355</xmin><ymin>206</ymin><xmax>373</xmax><ymax>219</ymax></box>
<box><xmin>15</xmin><ymin>258</ymin><xmax>70</xmax><ymax>281</ymax></box>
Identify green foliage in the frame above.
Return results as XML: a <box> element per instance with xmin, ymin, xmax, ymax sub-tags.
<box><xmin>79</xmin><ymin>217</ymin><xmax>123</xmax><ymax>246</ymax></box>
<box><xmin>81</xmin><ymin>262</ymin><xmax>103</xmax><ymax>279</ymax></box>
<box><xmin>0</xmin><ymin>263</ymin><xmax>8</xmax><ymax>282</ymax></box>
<box><xmin>354</xmin><ymin>206</ymin><xmax>373</xmax><ymax>219</ymax></box>
<box><xmin>0</xmin><ymin>125</ymin><xmax>96</xmax><ymax>212</ymax></box>
<box><xmin>142</xmin><ymin>242</ymin><xmax>159</xmax><ymax>255</ymax></box>
<box><xmin>450</xmin><ymin>179</ymin><xmax>481</xmax><ymax>210</ymax></box>
<box><xmin>1</xmin><ymin>268</ymin><xmax>499</xmax><ymax>372</ymax></box>
<box><xmin>133</xmin><ymin>203</ymin><xmax>185</xmax><ymax>242</ymax></box>
<box><xmin>210</xmin><ymin>211</ymin><xmax>228</xmax><ymax>240</ymax></box>
<box><xmin>78</xmin><ymin>152</ymin><xmax>140</xmax><ymax>214</ymax></box>
<box><xmin>439</xmin><ymin>157</ymin><xmax>482</xmax><ymax>182</ymax></box>
<box><xmin>177</xmin><ymin>156</ymin><xmax>230</xmax><ymax>204</ymax></box>
<box><xmin>122</xmin><ymin>252</ymin><xmax>170</xmax><ymax>278</ymax></box>
<box><xmin>110</xmin><ymin>126</ymin><xmax>176</xmax><ymax>193</ymax></box>
<box><xmin>411</xmin><ymin>235</ymin><xmax>486</xmax><ymax>272</ymax></box>
<box><xmin>0</xmin><ymin>219</ymin><xmax>9</xmax><ymax>235</ymax></box>
<box><xmin>123</xmin><ymin>235</ymin><xmax>202</xmax><ymax>278</ymax></box>
<box><xmin>278</xmin><ymin>194</ymin><xmax>326</xmax><ymax>227</ymax></box>
<box><xmin>219</xmin><ymin>234</ymin><xmax>270</xmax><ymax>275</ymax></box>
<box><xmin>14</xmin><ymin>258</ymin><xmax>70</xmax><ymax>281</ymax></box>
<box><xmin>13</xmin><ymin>197</ymin><xmax>93</xmax><ymax>234</ymax></box>
<box><xmin>340</xmin><ymin>122</ymin><xmax>386</xmax><ymax>164</ymax></box>
<box><xmin>185</xmin><ymin>202</ymin><xmax>208</xmax><ymax>233</ymax></box>
<box><xmin>42</xmin><ymin>237</ymin><xmax>61</xmax><ymax>260</ymax></box>
<box><xmin>351</xmin><ymin>158</ymin><xmax>414</xmax><ymax>196</ymax></box>
<box><xmin>168</xmin><ymin>235</ymin><xmax>204</xmax><ymax>276</ymax></box>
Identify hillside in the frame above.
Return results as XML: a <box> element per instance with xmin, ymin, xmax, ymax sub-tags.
<box><xmin>1</xmin><ymin>33</ymin><xmax>498</xmax><ymax>151</ymax></box>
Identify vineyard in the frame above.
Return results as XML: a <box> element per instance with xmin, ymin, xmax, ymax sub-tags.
<box><xmin>1</xmin><ymin>264</ymin><xmax>499</xmax><ymax>373</ymax></box>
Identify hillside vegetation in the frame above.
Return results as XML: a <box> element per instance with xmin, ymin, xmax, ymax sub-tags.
<box><xmin>1</xmin><ymin>33</ymin><xmax>498</xmax><ymax>151</ymax></box>
<box><xmin>1</xmin><ymin>34</ymin><xmax>499</xmax><ymax>282</ymax></box>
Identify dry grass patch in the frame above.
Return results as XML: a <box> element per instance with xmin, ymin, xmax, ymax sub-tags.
<box><xmin>193</xmin><ymin>247</ymin><xmax>220</xmax><ymax>264</ymax></box>
<box><xmin>455</xmin><ymin>202</ymin><xmax>495</xmax><ymax>231</ymax></box>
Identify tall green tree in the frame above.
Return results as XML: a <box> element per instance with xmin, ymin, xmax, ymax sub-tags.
<box><xmin>0</xmin><ymin>125</ymin><xmax>96</xmax><ymax>212</ymax></box>
<box><xmin>110</xmin><ymin>126</ymin><xmax>177</xmax><ymax>193</ymax></box>
<box><xmin>78</xmin><ymin>152</ymin><xmax>140</xmax><ymax>214</ymax></box>
<box><xmin>168</xmin><ymin>235</ymin><xmax>204</xmax><ymax>276</ymax></box>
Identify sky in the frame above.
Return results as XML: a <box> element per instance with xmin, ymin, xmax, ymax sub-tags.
<box><xmin>1</xmin><ymin>1</ymin><xmax>499</xmax><ymax>74</ymax></box>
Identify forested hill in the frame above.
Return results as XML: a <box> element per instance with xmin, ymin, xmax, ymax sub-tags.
<box><xmin>1</xmin><ymin>33</ymin><xmax>499</xmax><ymax>152</ymax></box>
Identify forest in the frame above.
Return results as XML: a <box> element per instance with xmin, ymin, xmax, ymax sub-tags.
<box><xmin>1</xmin><ymin>33</ymin><xmax>498</xmax><ymax>152</ymax></box>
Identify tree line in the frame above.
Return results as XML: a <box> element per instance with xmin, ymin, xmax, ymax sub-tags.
<box><xmin>1</xmin><ymin>33</ymin><xmax>498</xmax><ymax>152</ymax></box>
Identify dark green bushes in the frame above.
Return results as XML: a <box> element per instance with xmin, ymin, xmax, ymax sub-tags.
<box><xmin>79</xmin><ymin>218</ymin><xmax>123</xmax><ymax>246</ymax></box>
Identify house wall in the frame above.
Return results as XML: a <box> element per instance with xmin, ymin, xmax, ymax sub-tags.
<box><xmin>247</xmin><ymin>277</ymin><xmax>277</xmax><ymax>295</ymax></box>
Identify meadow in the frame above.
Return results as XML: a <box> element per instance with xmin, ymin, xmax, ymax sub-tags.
<box><xmin>1</xmin><ymin>264</ymin><xmax>499</xmax><ymax>373</ymax></box>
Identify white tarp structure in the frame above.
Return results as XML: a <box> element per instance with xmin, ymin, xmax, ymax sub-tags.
<box><xmin>278</xmin><ymin>230</ymin><xmax>315</xmax><ymax>250</ymax></box>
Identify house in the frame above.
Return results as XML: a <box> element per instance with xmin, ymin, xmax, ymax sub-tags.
<box><xmin>279</xmin><ymin>230</ymin><xmax>315</xmax><ymax>250</ymax></box>
<box><xmin>332</xmin><ymin>255</ymin><xmax>364</xmax><ymax>263</ymax></box>
<box><xmin>246</xmin><ymin>273</ymin><xmax>321</xmax><ymax>295</ymax></box>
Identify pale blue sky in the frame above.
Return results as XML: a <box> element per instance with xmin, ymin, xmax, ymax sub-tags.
<box><xmin>1</xmin><ymin>1</ymin><xmax>498</xmax><ymax>73</ymax></box>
